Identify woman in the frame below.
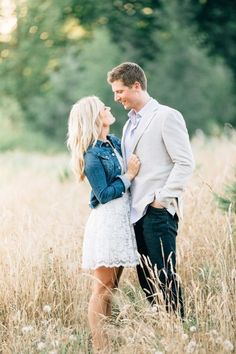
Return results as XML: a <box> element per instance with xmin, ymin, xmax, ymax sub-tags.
<box><xmin>67</xmin><ymin>96</ymin><xmax>140</xmax><ymax>352</ymax></box>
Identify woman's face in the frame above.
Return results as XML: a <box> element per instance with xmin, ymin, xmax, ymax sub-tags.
<box><xmin>99</xmin><ymin>106</ymin><xmax>116</xmax><ymax>126</ymax></box>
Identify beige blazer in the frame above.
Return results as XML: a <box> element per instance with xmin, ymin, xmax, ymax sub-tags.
<box><xmin>121</xmin><ymin>100</ymin><xmax>195</xmax><ymax>224</ymax></box>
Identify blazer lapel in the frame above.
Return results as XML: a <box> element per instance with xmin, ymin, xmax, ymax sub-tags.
<box><xmin>130</xmin><ymin>107</ymin><xmax>159</xmax><ymax>153</ymax></box>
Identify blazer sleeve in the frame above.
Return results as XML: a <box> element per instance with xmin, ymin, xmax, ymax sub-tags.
<box><xmin>156</xmin><ymin>110</ymin><xmax>195</xmax><ymax>208</ymax></box>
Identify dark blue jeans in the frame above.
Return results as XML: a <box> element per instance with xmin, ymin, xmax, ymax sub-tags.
<box><xmin>134</xmin><ymin>206</ymin><xmax>184</xmax><ymax>318</ymax></box>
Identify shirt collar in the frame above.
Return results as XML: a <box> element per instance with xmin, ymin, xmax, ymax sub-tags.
<box><xmin>128</xmin><ymin>98</ymin><xmax>157</xmax><ymax>123</ymax></box>
<box><xmin>128</xmin><ymin>110</ymin><xmax>141</xmax><ymax>126</ymax></box>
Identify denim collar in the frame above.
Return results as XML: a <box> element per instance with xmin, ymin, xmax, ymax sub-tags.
<box><xmin>95</xmin><ymin>135</ymin><xmax>113</xmax><ymax>148</ymax></box>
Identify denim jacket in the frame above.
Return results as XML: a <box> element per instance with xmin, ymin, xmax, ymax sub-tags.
<box><xmin>84</xmin><ymin>134</ymin><xmax>130</xmax><ymax>208</ymax></box>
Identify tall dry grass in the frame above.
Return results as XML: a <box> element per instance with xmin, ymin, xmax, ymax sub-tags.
<box><xmin>0</xmin><ymin>134</ymin><xmax>235</xmax><ymax>354</ymax></box>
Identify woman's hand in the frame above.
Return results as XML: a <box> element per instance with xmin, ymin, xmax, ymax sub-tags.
<box><xmin>125</xmin><ymin>154</ymin><xmax>141</xmax><ymax>181</ymax></box>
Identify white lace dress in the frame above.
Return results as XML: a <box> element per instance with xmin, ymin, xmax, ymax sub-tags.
<box><xmin>82</xmin><ymin>150</ymin><xmax>139</xmax><ymax>270</ymax></box>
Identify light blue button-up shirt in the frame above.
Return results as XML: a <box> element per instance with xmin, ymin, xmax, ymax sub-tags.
<box><xmin>123</xmin><ymin>111</ymin><xmax>141</xmax><ymax>167</ymax></box>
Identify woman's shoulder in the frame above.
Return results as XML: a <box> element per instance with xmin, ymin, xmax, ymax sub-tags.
<box><xmin>84</xmin><ymin>148</ymin><xmax>100</xmax><ymax>173</ymax></box>
<box><xmin>84</xmin><ymin>145</ymin><xmax>98</xmax><ymax>158</ymax></box>
<box><xmin>84</xmin><ymin>142</ymin><xmax>105</xmax><ymax>162</ymax></box>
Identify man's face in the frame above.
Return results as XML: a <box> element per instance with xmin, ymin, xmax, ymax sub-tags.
<box><xmin>111</xmin><ymin>80</ymin><xmax>141</xmax><ymax>110</ymax></box>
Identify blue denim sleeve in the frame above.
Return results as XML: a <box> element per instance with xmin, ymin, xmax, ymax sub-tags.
<box><xmin>84</xmin><ymin>152</ymin><xmax>126</xmax><ymax>204</ymax></box>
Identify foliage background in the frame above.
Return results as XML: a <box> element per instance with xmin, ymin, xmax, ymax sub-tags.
<box><xmin>0</xmin><ymin>0</ymin><xmax>236</xmax><ymax>150</ymax></box>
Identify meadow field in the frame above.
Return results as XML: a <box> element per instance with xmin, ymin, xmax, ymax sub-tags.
<box><xmin>0</xmin><ymin>133</ymin><xmax>235</xmax><ymax>354</ymax></box>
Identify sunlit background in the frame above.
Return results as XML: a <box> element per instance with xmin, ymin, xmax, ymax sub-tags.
<box><xmin>0</xmin><ymin>0</ymin><xmax>235</xmax><ymax>149</ymax></box>
<box><xmin>0</xmin><ymin>0</ymin><xmax>16</xmax><ymax>40</ymax></box>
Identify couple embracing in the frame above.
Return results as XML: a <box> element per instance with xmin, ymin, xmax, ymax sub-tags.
<box><xmin>67</xmin><ymin>62</ymin><xmax>195</xmax><ymax>352</ymax></box>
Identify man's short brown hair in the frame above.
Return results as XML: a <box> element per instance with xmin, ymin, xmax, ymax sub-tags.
<box><xmin>107</xmin><ymin>62</ymin><xmax>147</xmax><ymax>90</ymax></box>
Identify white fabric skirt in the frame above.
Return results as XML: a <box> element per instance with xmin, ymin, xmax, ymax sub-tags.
<box><xmin>82</xmin><ymin>193</ymin><xmax>139</xmax><ymax>270</ymax></box>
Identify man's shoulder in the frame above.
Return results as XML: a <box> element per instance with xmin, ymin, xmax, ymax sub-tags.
<box><xmin>157</xmin><ymin>103</ymin><xmax>182</xmax><ymax>116</ymax></box>
<box><xmin>155</xmin><ymin>103</ymin><xmax>185</xmax><ymax>124</ymax></box>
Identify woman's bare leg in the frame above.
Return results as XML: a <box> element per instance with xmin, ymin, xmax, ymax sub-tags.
<box><xmin>106</xmin><ymin>266</ymin><xmax>124</xmax><ymax>316</ymax></box>
<box><xmin>88</xmin><ymin>266</ymin><xmax>122</xmax><ymax>351</ymax></box>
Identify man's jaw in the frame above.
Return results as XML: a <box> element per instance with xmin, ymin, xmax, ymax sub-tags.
<box><xmin>121</xmin><ymin>101</ymin><xmax>130</xmax><ymax>110</ymax></box>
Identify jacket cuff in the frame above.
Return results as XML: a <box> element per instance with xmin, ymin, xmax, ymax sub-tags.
<box><xmin>118</xmin><ymin>175</ymin><xmax>131</xmax><ymax>191</ymax></box>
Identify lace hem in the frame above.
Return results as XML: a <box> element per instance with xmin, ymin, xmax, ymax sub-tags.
<box><xmin>82</xmin><ymin>261</ymin><xmax>139</xmax><ymax>270</ymax></box>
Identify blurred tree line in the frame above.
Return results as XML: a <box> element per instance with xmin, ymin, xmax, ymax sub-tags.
<box><xmin>0</xmin><ymin>0</ymin><xmax>235</xmax><ymax>150</ymax></box>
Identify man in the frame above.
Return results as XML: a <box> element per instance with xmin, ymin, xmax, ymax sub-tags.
<box><xmin>107</xmin><ymin>62</ymin><xmax>195</xmax><ymax>318</ymax></box>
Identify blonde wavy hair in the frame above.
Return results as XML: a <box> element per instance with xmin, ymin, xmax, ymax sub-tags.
<box><xmin>67</xmin><ymin>96</ymin><xmax>104</xmax><ymax>181</ymax></box>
